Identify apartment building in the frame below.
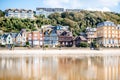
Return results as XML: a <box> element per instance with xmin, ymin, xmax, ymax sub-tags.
<box><xmin>27</xmin><ymin>31</ymin><xmax>43</xmax><ymax>47</ymax></box>
<box><xmin>97</xmin><ymin>21</ymin><xmax>120</xmax><ymax>47</ymax></box>
<box><xmin>36</xmin><ymin>8</ymin><xmax>64</xmax><ymax>18</ymax></box>
<box><xmin>5</xmin><ymin>9</ymin><xmax>34</xmax><ymax>19</ymax></box>
<box><xmin>86</xmin><ymin>27</ymin><xmax>97</xmax><ymax>43</ymax></box>
<box><xmin>66</xmin><ymin>9</ymin><xmax>82</xmax><ymax>12</ymax></box>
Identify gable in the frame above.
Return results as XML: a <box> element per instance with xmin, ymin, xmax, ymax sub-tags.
<box><xmin>16</xmin><ymin>33</ymin><xmax>22</xmax><ymax>38</ymax></box>
<box><xmin>6</xmin><ymin>34</ymin><xmax>12</xmax><ymax>40</ymax></box>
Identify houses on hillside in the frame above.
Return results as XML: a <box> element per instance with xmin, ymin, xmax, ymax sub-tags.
<box><xmin>1</xmin><ymin>21</ymin><xmax>120</xmax><ymax>48</ymax></box>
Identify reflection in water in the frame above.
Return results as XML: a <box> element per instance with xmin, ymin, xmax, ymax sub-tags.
<box><xmin>0</xmin><ymin>55</ymin><xmax>120</xmax><ymax>80</ymax></box>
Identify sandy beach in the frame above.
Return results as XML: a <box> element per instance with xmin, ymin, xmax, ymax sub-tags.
<box><xmin>0</xmin><ymin>48</ymin><xmax>120</xmax><ymax>56</ymax></box>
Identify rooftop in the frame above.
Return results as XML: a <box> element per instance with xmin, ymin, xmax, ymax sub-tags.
<box><xmin>97</xmin><ymin>21</ymin><xmax>116</xmax><ymax>27</ymax></box>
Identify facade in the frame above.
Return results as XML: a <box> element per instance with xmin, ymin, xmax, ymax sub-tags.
<box><xmin>44</xmin><ymin>29</ymin><xmax>58</xmax><ymax>47</ymax></box>
<box><xmin>27</xmin><ymin>31</ymin><xmax>43</xmax><ymax>47</ymax></box>
<box><xmin>97</xmin><ymin>21</ymin><xmax>120</xmax><ymax>47</ymax></box>
<box><xmin>86</xmin><ymin>27</ymin><xmax>97</xmax><ymax>43</ymax></box>
<box><xmin>117</xmin><ymin>25</ymin><xmax>120</xmax><ymax>47</ymax></box>
<box><xmin>15</xmin><ymin>29</ymin><xmax>27</xmax><ymax>46</ymax></box>
<box><xmin>58</xmin><ymin>31</ymin><xmax>73</xmax><ymax>47</ymax></box>
<box><xmin>58</xmin><ymin>36</ymin><xmax>73</xmax><ymax>47</ymax></box>
<box><xmin>1</xmin><ymin>33</ymin><xmax>13</xmax><ymax>45</ymax></box>
<box><xmin>15</xmin><ymin>33</ymin><xmax>22</xmax><ymax>46</ymax></box>
<box><xmin>36</xmin><ymin>8</ymin><xmax>64</xmax><ymax>18</ymax></box>
<box><xmin>5</xmin><ymin>9</ymin><xmax>34</xmax><ymax>19</ymax></box>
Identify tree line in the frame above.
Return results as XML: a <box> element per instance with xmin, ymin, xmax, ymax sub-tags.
<box><xmin>0</xmin><ymin>10</ymin><xmax>120</xmax><ymax>36</ymax></box>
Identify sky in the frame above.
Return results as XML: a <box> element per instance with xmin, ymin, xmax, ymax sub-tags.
<box><xmin>0</xmin><ymin>0</ymin><xmax>120</xmax><ymax>13</ymax></box>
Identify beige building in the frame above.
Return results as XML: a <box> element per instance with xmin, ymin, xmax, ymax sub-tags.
<box><xmin>97</xmin><ymin>21</ymin><xmax>120</xmax><ymax>47</ymax></box>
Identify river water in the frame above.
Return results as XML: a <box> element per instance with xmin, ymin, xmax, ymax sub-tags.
<box><xmin>0</xmin><ymin>55</ymin><xmax>120</xmax><ymax>80</ymax></box>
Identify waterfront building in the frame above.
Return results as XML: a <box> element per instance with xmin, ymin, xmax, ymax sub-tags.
<box><xmin>58</xmin><ymin>31</ymin><xmax>73</xmax><ymax>47</ymax></box>
<box><xmin>44</xmin><ymin>29</ymin><xmax>58</xmax><ymax>47</ymax></box>
<box><xmin>1</xmin><ymin>33</ymin><xmax>13</xmax><ymax>47</ymax></box>
<box><xmin>15</xmin><ymin>29</ymin><xmax>27</xmax><ymax>46</ymax></box>
<box><xmin>36</xmin><ymin>8</ymin><xmax>64</xmax><ymax>18</ymax></box>
<box><xmin>86</xmin><ymin>27</ymin><xmax>97</xmax><ymax>43</ymax></box>
<box><xmin>97</xmin><ymin>21</ymin><xmax>120</xmax><ymax>47</ymax></box>
<box><xmin>27</xmin><ymin>31</ymin><xmax>43</xmax><ymax>47</ymax></box>
<box><xmin>5</xmin><ymin>9</ymin><xmax>34</xmax><ymax>19</ymax></box>
<box><xmin>74</xmin><ymin>36</ymin><xmax>87</xmax><ymax>47</ymax></box>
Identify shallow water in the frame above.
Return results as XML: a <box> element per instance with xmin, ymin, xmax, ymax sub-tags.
<box><xmin>0</xmin><ymin>55</ymin><xmax>120</xmax><ymax>80</ymax></box>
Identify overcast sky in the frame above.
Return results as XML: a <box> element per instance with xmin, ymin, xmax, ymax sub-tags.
<box><xmin>0</xmin><ymin>0</ymin><xmax>120</xmax><ymax>13</ymax></box>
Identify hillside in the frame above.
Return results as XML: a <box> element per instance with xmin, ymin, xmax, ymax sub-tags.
<box><xmin>48</xmin><ymin>10</ymin><xmax>120</xmax><ymax>36</ymax></box>
<box><xmin>0</xmin><ymin>10</ymin><xmax>120</xmax><ymax>36</ymax></box>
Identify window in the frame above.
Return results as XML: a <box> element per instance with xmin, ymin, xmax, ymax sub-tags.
<box><xmin>112</xmin><ymin>35</ymin><xmax>114</xmax><ymax>38</ymax></box>
<box><xmin>34</xmin><ymin>37</ymin><xmax>37</xmax><ymax>40</ymax></box>
<box><xmin>34</xmin><ymin>34</ymin><xmax>38</xmax><ymax>36</ymax></box>
<box><xmin>108</xmin><ymin>35</ymin><xmax>111</xmax><ymax>38</ymax></box>
<box><xmin>112</xmin><ymin>39</ymin><xmax>114</xmax><ymax>44</ymax></box>
<box><xmin>29</xmin><ymin>34</ymin><xmax>32</xmax><ymax>36</ymax></box>
<box><xmin>28</xmin><ymin>38</ymin><xmax>32</xmax><ymax>40</ymax></box>
<box><xmin>109</xmin><ymin>39</ymin><xmax>111</xmax><ymax>44</ymax></box>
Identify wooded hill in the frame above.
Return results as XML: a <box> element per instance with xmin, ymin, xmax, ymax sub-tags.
<box><xmin>0</xmin><ymin>10</ymin><xmax>120</xmax><ymax>36</ymax></box>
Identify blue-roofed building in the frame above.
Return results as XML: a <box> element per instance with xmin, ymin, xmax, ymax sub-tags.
<box><xmin>44</xmin><ymin>29</ymin><xmax>58</xmax><ymax>47</ymax></box>
<box><xmin>56</xmin><ymin>25</ymin><xmax>69</xmax><ymax>30</ymax></box>
<box><xmin>97</xmin><ymin>21</ymin><xmax>116</xmax><ymax>27</ymax></box>
<box><xmin>0</xmin><ymin>33</ymin><xmax>13</xmax><ymax>48</ymax></box>
<box><xmin>96</xmin><ymin>21</ymin><xmax>120</xmax><ymax>47</ymax></box>
<box><xmin>15</xmin><ymin>29</ymin><xmax>27</xmax><ymax>46</ymax></box>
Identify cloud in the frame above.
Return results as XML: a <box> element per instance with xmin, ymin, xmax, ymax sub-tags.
<box><xmin>43</xmin><ymin>0</ymin><xmax>82</xmax><ymax>8</ymax></box>
<box><xmin>99</xmin><ymin>0</ymin><xmax>120</xmax><ymax>7</ymax></box>
<box><xmin>87</xmin><ymin>7</ymin><xmax>111</xmax><ymax>12</ymax></box>
<box><xmin>42</xmin><ymin>0</ymin><xmax>120</xmax><ymax>12</ymax></box>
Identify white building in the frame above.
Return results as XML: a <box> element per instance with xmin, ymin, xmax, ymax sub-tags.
<box><xmin>36</xmin><ymin>8</ymin><xmax>64</xmax><ymax>18</ymax></box>
<box><xmin>1</xmin><ymin>33</ymin><xmax>13</xmax><ymax>45</ymax></box>
<box><xmin>5</xmin><ymin>9</ymin><xmax>34</xmax><ymax>19</ymax></box>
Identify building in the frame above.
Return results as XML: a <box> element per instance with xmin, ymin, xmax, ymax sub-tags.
<box><xmin>58</xmin><ymin>30</ymin><xmax>73</xmax><ymax>47</ymax></box>
<box><xmin>117</xmin><ymin>25</ymin><xmax>120</xmax><ymax>47</ymax></box>
<box><xmin>36</xmin><ymin>8</ymin><xmax>64</xmax><ymax>18</ymax></box>
<box><xmin>86</xmin><ymin>27</ymin><xmax>97</xmax><ymax>43</ymax></box>
<box><xmin>44</xmin><ymin>29</ymin><xmax>58</xmax><ymax>47</ymax></box>
<box><xmin>1</xmin><ymin>33</ymin><xmax>13</xmax><ymax>48</ymax></box>
<box><xmin>27</xmin><ymin>31</ymin><xmax>43</xmax><ymax>47</ymax></box>
<box><xmin>5</xmin><ymin>9</ymin><xmax>34</xmax><ymax>19</ymax></box>
<box><xmin>97</xmin><ymin>21</ymin><xmax>120</xmax><ymax>47</ymax></box>
<box><xmin>56</xmin><ymin>25</ymin><xmax>69</xmax><ymax>31</ymax></box>
<box><xmin>74</xmin><ymin>36</ymin><xmax>87</xmax><ymax>47</ymax></box>
<box><xmin>15</xmin><ymin>29</ymin><xmax>27</xmax><ymax>46</ymax></box>
<box><xmin>66</xmin><ymin>9</ymin><xmax>82</xmax><ymax>12</ymax></box>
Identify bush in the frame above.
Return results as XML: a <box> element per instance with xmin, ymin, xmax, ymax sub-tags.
<box><xmin>91</xmin><ymin>41</ymin><xmax>100</xmax><ymax>50</ymax></box>
<box><xmin>79</xmin><ymin>42</ymin><xmax>88</xmax><ymax>47</ymax></box>
<box><xmin>45</xmin><ymin>45</ymin><xmax>48</xmax><ymax>48</ymax></box>
<box><xmin>0</xmin><ymin>44</ymin><xmax>5</xmax><ymax>47</ymax></box>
